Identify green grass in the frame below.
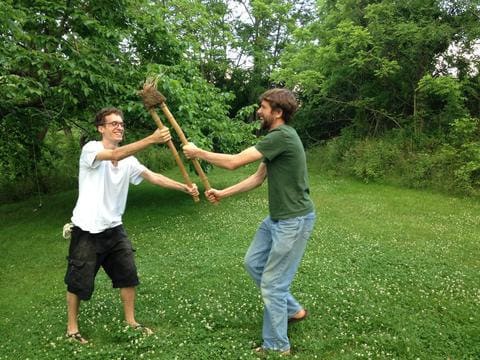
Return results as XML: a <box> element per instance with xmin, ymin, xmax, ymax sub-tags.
<box><xmin>0</xmin><ymin>161</ymin><xmax>479</xmax><ymax>359</ymax></box>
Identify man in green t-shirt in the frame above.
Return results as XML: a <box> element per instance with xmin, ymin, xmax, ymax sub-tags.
<box><xmin>183</xmin><ymin>88</ymin><xmax>316</xmax><ymax>356</ymax></box>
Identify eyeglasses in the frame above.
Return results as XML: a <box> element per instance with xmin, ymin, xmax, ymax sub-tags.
<box><xmin>102</xmin><ymin>121</ymin><xmax>125</xmax><ymax>129</ymax></box>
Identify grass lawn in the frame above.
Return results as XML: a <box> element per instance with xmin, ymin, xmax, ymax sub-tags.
<box><xmin>0</xmin><ymin>160</ymin><xmax>479</xmax><ymax>359</ymax></box>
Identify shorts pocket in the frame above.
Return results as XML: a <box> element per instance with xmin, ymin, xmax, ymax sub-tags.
<box><xmin>65</xmin><ymin>257</ymin><xmax>86</xmax><ymax>289</ymax></box>
<box><xmin>65</xmin><ymin>257</ymin><xmax>97</xmax><ymax>300</ymax></box>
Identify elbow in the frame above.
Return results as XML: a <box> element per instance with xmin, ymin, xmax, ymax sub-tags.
<box><xmin>225</xmin><ymin>162</ymin><xmax>241</xmax><ymax>170</ymax></box>
<box><xmin>225</xmin><ymin>156</ymin><xmax>246</xmax><ymax>170</ymax></box>
<box><xmin>212</xmin><ymin>154</ymin><xmax>246</xmax><ymax>170</ymax></box>
<box><xmin>254</xmin><ymin>176</ymin><xmax>266</xmax><ymax>187</ymax></box>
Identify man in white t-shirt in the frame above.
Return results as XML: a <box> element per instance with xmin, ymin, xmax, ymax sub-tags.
<box><xmin>64</xmin><ymin>107</ymin><xmax>199</xmax><ymax>344</ymax></box>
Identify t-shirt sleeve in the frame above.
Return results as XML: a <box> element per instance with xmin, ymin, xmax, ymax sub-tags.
<box><xmin>129</xmin><ymin>157</ymin><xmax>147</xmax><ymax>185</ymax></box>
<box><xmin>255</xmin><ymin>130</ymin><xmax>284</xmax><ymax>161</ymax></box>
<box><xmin>80</xmin><ymin>141</ymin><xmax>103</xmax><ymax>169</ymax></box>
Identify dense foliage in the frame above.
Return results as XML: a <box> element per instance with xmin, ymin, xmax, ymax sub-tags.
<box><xmin>274</xmin><ymin>0</ymin><xmax>479</xmax><ymax>137</ymax></box>
<box><xmin>1</xmin><ymin>0</ymin><xmax>479</xmax><ymax>200</ymax></box>
<box><xmin>0</xmin><ymin>0</ymin><xmax>256</xmax><ymax>201</ymax></box>
<box><xmin>274</xmin><ymin>0</ymin><xmax>480</xmax><ymax>194</ymax></box>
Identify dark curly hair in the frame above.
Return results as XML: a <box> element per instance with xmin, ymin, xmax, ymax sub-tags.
<box><xmin>94</xmin><ymin>107</ymin><xmax>124</xmax><ymax>127</ymax></box>
<box><xmin>259</xmin><ymin>88</ymin><xmax>298</xmax><ymax>123</ymax></box>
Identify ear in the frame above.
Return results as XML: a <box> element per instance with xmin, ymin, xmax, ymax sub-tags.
<box><xmin>273</xmin><ymin>108</ymin><xmax>283</xmax><ymax>119</ymax></box>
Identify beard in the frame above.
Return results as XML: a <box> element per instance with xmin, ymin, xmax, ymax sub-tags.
<box><xmin>260</xmin><ymin>116</ymin><xmax>273</xmax><ymax>131</ymax></box>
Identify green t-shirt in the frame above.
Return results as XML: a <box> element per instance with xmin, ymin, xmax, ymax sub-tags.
<box><xmin>255</xmin><ymin>124</ymin><xmax>314</xmax><ymax>220</ymax></box>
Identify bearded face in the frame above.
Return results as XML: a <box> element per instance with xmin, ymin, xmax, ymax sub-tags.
<box><xmin>257</xmin><ymin>100</ymin><xmax>281</xmax><ymax>131</ymax></box>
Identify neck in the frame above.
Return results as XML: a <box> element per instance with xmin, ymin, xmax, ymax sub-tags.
<box><xmin>102</xmin><ymin>138</ymin><xmax>119</xmax><ymax>149</ymax></box>
<box><xmin>269</xmin><ymin>118</ymin><xmax>285</xmax><ymax>131</ymax></box>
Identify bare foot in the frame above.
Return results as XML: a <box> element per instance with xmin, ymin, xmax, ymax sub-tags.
<box><xmin>288</xmin><ymin>309</ymin><xmax>308</xmax><ymax>323</ymax></box>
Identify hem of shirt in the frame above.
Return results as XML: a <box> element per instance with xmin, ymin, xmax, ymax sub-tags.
<box><xmin>269</xmin><ymin>206</ymin><xmax>315</xmax><ymax>221</ymax></box>
<box><xmin>71</xmin><ymin>221</ymin><xmax>123</xmax><ymax>234</ymax></box>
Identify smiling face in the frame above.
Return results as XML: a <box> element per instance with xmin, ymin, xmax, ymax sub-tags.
<box><xmin>98</xmin><ymin>113</ymin><xmax>125</xmax><ymax>147</ymax></box>
<box><xmin>256</xmin><ymin>100</ymin><xmax>283</xmax><ymax>131</ymax></box>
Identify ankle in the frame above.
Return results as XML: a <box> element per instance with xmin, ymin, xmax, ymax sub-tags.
<box><xmin>67</xmin><ymin>329</ymin><xmax>79</xmax><ymax>335</ymax></box>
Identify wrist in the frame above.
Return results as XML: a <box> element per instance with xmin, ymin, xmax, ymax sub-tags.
<box><xmin>147</xmin><ymin>134</ymin><xmax>156</xmax><ymax>145</ymax></box>
<box><xmin>194</xmin><ymin>148</ymin><xmax>204</xmax><ymax>159</ymax></box>
<box><xmin>218</xmin><ymin>189</ymin><xmax>227</xmax><ymax>199</ymax></box>
<box><xmin>196</xmin><ymin>148</ymin><xmax>208</xmax><ymax>160</ymax></box>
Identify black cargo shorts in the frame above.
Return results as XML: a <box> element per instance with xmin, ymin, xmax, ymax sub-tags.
<box><xmin>64</xmin><ymin>225</ymin><xmax>139</xmax><ymax>300</ymax></box>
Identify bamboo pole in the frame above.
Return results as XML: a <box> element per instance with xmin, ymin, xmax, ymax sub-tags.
<box><xmin>150</xmin><ymin>109</ymin><xmax>199</xmax><ymax>202</ymax></box>
<box><xmin>158</xmin><ymin>103</ymin><xmax>211</xmax><ymax>192</ymax></box>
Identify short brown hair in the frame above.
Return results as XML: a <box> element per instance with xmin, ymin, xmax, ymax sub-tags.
<box><xmin>259</xmin><ymin>88</ymin><xmax>298</xmax><ymax>123</ymax></box>
<box><xmin>94</xmin><ymin>107</ymin><xmax>124</xmax><ymax>127</ymax></box>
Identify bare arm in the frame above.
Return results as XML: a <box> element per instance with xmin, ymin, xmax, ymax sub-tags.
<box><xmin>141</xmin><ymin>168</ymin><xmax>199</xmax><ymax>196</ymax></box>
<box><xmin>205</xmin><ymin>163</ymin><xmax>267</xmax><ymax>203</ymax></box>
<box><xmin>96</xmin><ymin>128</ymin><xmax>171</xmax><ymax>161</ymax></box>
<box><xmin>183</xmin><ymin>144</ymin><xmax>263</xmax><ymax>170</ymax></box>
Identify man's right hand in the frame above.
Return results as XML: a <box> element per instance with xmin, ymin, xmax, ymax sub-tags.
<box><xmin>151</xmin><ymin>127</ymin><xmax>171</xmax><ymax>144</ymax></box>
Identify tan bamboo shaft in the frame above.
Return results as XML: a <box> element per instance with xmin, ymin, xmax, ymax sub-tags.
<box><xmin>159</xmin><ymin>103</ymin><xmax>212</xmax><ymax>191</ymax></box>
<box><xmin>148</xmin><ymin>108</ymin><xmax>200</xmax><ymax>203</ymax></box>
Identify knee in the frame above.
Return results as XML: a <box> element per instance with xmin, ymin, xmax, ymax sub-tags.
<box><xmin>260</xmin><ymin>276</ymin><xmax>289</xmax><ymax>301</ymax></box>
<box><xmin>260</xmin><ymin>283</ymin><xmax>281</xmax><ymax>307</ymax></box>
<box><xmin>260</xmin><ymin>280</ymin><xmax>275</xmax><ymax>300</ymax></box>
<box><xmin>244</xmin><ymin>254</ymin><xmax>254</xmax><ymax>273</ymax></box>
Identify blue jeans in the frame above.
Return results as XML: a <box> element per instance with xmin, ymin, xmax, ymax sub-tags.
<box><xmin>244</xmin><ymin>212</ymin><xmax>316</xmax><ymax>351</ymax></box>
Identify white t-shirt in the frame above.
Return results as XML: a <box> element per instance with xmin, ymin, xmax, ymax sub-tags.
<box><xmin>71</xmin><ymin>141</ymin><xmax>146</xmax><ymax>233</ymax></box>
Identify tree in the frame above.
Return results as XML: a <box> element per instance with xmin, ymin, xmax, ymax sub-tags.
<box><xmin>273</xmin><ymin>0</ymin><xmax>480</xmax><ymax>141</ymax></box>
<box><xmin>1</xmin><ymin>1</ymin><xmax>155</xmax><ymax>185</ymax></box>
<box><xmin>0</xmin><ymin>0</ymin><xmax>255</xmax><ymax>200</ymax></box>
<box><xmin>156</xmin><ymin>0</ymin><xmax>233</xmax><ymax>86</ymax></box>
<box><xmin>225</xmin><ymin>0</ymin><xmax>315</xmax><ymax>116</ymax></box>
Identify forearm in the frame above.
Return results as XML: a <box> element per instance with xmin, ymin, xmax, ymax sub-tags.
<box><xmin>195</xmin><ymin>149</ymin><xmax>239</xmax><ymax>170</ymax></box>
<box><xmin>193</xmin><ymin>146</ymin><xmax>263</xmax><ymax>170</ymax></box>
<box><xmin>149</xmin><ymin>173</ymin><xmax>190</xmax><ymax>193</ymax></box>
<box><xmin>97</xmin><ymin>136</ymin><xmax>156</xmax><ymax>161</ymax></box>
<box><xmin>220</xmin><ymin>178</ymin><xmax>260</xmax><ymax>198</ymax></box>
<box><xmin>110</xmin><ymin>136</ymin><xmax>156</xmax><ymax>161</ymax></box>
<box><xmin>219</xmin><ymin>169</ymin><xmax>266</xmax><ymax>199</ymax></box>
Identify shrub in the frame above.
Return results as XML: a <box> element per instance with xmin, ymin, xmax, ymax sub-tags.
<box><xmin>442</xmin><ymin>117</ymin><xmax>480</xmax><ymax>193</ymax></box>
<box><xmin>343</xmin><ymin>138</ymin><xmax>401</xmax><ymax>182</ymax></box>
<box><xmin>307</xmin><ymin>128</ymin><xmax>356</xmax><ymax>175</ymax></box>
<box><xmin>135</xmin><ymin>146</ymin><xmax>176</xmax><ymax>173</ymax></box>
<box><xmin>0</xmin><ymin>128</ymin><xmax>178</xmax><ymax>204</ymax></box>
<box><xmin>309</xmin><ymin>119</ymin><xmax>480</xmax><ymax>196</ymax></box>
<box><xmin>39</xmin><ymin>130</ymin><xmax>81</xmax><ymax>193</ymax></box>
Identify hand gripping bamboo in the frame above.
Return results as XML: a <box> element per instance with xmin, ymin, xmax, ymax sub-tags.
<box><xmin>140</xmin><ymin>77</ymin><xmax>212</xmax><ymax>193</ymax></box>
<box><xmin>157</xmin><ymin>102</ymin><xmax>212</xmax><ymax>192</ymax></box>
<box><xmin>139</xmin><ymin>80</ymin><xmax>199</xmax><ymax>203</ymax></box>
